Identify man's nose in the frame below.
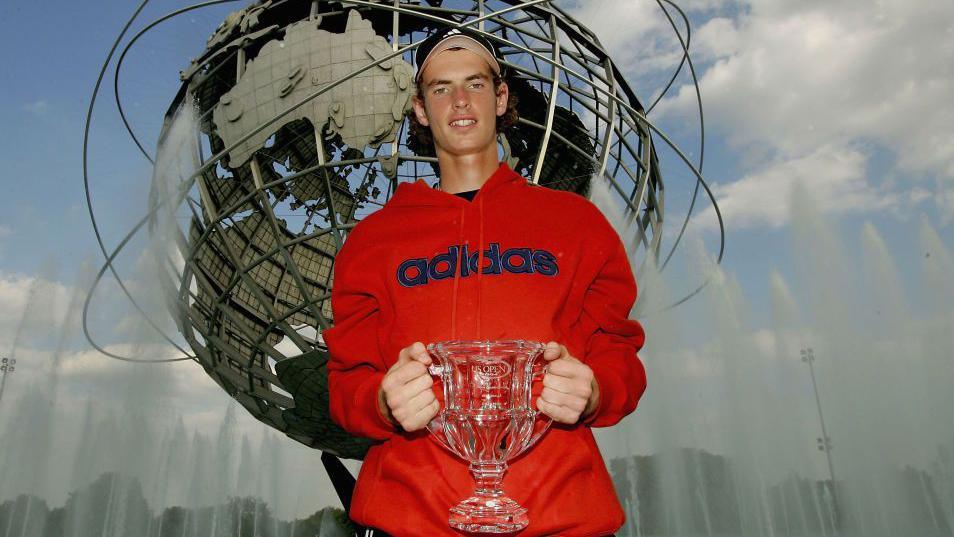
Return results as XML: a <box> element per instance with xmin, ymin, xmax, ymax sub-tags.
<box><xmin>452</xmin><ymin>86</ymin><xmax>470</xmax><ymax>108</ymax></box>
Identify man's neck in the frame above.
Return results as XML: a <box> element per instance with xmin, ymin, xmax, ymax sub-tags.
<box><xmin>435</xmin><ymin>150</ymin><xmax>500</xmax><ymax>194</ymax></box>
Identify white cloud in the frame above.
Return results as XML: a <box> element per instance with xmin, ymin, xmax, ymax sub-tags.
<box><xmin>654</xmin><ymin>0</ymin><xmax>954</xmax><ymax>181</ymax></box>
<box><xmin>1</xmin><ymin>342</ymin><xmax>247</xmax><ymax>464</ymax></box>
<box><xmin>22</xmin><ymin>100</ymin><xmax>49</xmax><ymax>115</ymax></box>
<box><xmin>0</xmin><ymin>266</ymin><xmax>201</xmax><ymax>404</ymax></box>
<box><xmin>691</xmin><ymin>144</ymin><xmax>897</xmax><ymax>231</ymax></box>
<box><xmin>566</xmin><ymin>0</ymin><xmax>675</xmax><ymax>73</ymax></box>
<box><xmin>936</xmin><ymin>187</ymin><xmax>954</xmax><ymax>225</ymax></box>
<box><xmin>0</xmin><ymin>273</ymin><xmax>74</xmax><ymax>347</ymax></box>
<box><xmin>565</xmin><ymin>0</ymin><xmax>739</xmax><ymax>87</ymax></box>
<box><xmin>570</xmin><ymin>0</ymin><xmax>954</xmax><ymax>229</ymax></box>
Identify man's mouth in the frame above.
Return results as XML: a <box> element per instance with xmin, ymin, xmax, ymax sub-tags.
<box><xmin>450</xmin><ymin>119</ymin><xmax>476</xmax><ymax>127</ymax></box>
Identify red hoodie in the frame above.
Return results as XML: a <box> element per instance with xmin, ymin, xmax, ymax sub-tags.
<box><xmin>324</xmin><ymin>163</ymin><xmax>646</xmax><ymax>536</ymax></box>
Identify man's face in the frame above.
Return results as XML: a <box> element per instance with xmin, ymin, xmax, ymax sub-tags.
<box><xmin>412</xmin><ymin>49</ymin><xmax>509</xmax><ymax>159</ymax></box>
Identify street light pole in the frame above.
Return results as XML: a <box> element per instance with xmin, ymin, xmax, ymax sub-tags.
<box><xmin>0</xmin><ymin>356</ymin><xmax>15</xmax><ymax>407</ymax></box>
<box><xmin>801</xmin><ymin>347</ymin><xmax>841</xmax><ymax>528</ymax></box>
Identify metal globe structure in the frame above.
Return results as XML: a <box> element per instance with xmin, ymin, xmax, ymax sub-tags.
<box><xmin>151</xmin><ymin>0</ymin><xmax>664</xmax><ymax>460</ymax></box>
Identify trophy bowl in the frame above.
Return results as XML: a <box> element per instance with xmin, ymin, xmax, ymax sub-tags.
<box><xmin>427</xmin><ymin>340</ymin><xmax>551</xmax><ymax>533</ymax></box>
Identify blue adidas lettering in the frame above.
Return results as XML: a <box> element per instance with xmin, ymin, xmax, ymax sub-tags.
<box><xmin>397</xmin><ymin>242</ymin><xmax>559</xmax><ymax>287</ymax></box>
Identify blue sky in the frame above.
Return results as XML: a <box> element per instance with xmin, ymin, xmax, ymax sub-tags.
<box><xmin>0</xmin><ymin>1</ymin><xmax>234</xmax><ymax>273</ymax></box>
<box><xmin>1</xmin><ymin>0</ymin><xmax>953</xmax><ymax>516</ymax></box>
<box><xmin>1</xmin><ymin>0</ymin><xmax>951</xmax><ymax>321</ymax></box>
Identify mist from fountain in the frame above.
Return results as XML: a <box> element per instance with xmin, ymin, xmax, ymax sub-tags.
<box><xmin>0</xmin><ymin>368</ymin><xmax>346</xmax><ymax>537</ymax></box>
<box><xmin>593</xmin><ymin>177</ymin><xmax>954</xmax><ymax>536</ymax></box>
<box><xmin>0</xmin><ymin>104</ymin><xmax>350</xmax><ymax>537</ymax></box>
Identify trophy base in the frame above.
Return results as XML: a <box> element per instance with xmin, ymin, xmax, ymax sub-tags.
<box><xmin>448</xmin><ymin>495</ymin><xmax>529</xmax><ymax>533</ymax></box>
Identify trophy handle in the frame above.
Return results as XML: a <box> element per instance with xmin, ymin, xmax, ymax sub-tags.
<box><xmin>426</xmin><ymin>363</ymin><xmax>456</xmax><ymax>455</ymax></box>
<box><xmin>532</xmin><ymin>362</ymin><xmax>549</xmax><ymax>414</ymax></box>
<box><xmin>512</xmin><ymin>359</ymin><xmax>551</xmax><ymax>459</ymax></box>
<box><xmin>426</xmin><ymin>414</ymin><xmax>454</xmax><ymax>453</ymax></box>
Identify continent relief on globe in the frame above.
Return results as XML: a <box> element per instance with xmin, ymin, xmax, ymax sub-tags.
<box><xmin>213</xmin><ymin>10</ymin><xmax>414</xmax><ymax>168</ymax></box>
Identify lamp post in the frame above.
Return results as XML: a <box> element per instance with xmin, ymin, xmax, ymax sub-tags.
<box><xmin>801</xmin><ymin>347</ymin><xmax>841</xmax><ymax>528</ymax></box>
<box><xmin>0</xmin><ymin>356</ymin><xmax>15</xmax><ymax>407</ymax></box>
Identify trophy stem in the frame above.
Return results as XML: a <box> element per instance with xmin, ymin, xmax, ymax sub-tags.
<box><xmin>448</xmin><ymin>462</ymin><xmax>529</xmax><ymax>533</ymax></box>
<box><xmin>471</xmin><ymin>462</ymin><xmax>507</xmax><ymax>497</ymax></box>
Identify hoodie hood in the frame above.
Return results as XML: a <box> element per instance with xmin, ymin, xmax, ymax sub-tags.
<box><xmin>386</xmin><ymin>162</ymin><xmax>526</xmax><ymax>209</ymax></box>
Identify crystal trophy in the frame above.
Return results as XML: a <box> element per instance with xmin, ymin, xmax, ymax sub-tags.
<box><xmin>427</xmin><ymin>340</ymin><xmax>551</xmax><ymax>533</ymax></box>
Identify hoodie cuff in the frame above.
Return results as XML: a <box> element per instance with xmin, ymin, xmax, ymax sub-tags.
<box><xmin>582</xmin><ymin>354</ymin><xmax>645</xmax><ymax>428</ymax></box>
<box><xmin>353</xmin><ymin>371</ymin><xmax>398</xmax><ymax>440</ymax></box>
<box><xmin>581</xmin><ymin>375</ymin><xmax>604</xmax><ymax>426</ymax></box>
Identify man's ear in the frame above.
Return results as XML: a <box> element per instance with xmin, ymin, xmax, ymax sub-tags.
<box><xmin>495</xmin><ymin>81</ymin><xmax>509</xmax><ymax>117</ymax></box>
<box><xmin>412</xmin><ymin>95</ymin><xmax>430</xmax><ymax>127</ymax></box>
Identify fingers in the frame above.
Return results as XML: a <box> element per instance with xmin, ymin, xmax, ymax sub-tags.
<box><xmin>540</xmin><ymin>386</ymin><xmax>588</xmax><ymax>413</ymax></box>
<box><xmin>391</xmin><ymin>385</ymin><xmax>439</xmax><ymax>431</ymax></box>
<box><xmin>386</xmin><ymin>359</ymin><xmax>430</xmax><ymax>385</ymax></box>
<box><xmin>391</xmin><ymin>369</ymin><xmax>434</xmax><ymax>399</ymax></box>
<box><xmin>406</xmin><ymin>398</ymin><xmax>441</xmax><ymax>431</ymax></box>
<box><xmin>388</xmin><ymin>342</ymin><xmax>436</xmax><ymax>385</ymax></box>
<box><xmin>536</xmin><ymin>397</ymin><xmax>584</xmax><ymax>425</ymax></box>
<box><xmin>545</xmin><ymin>357</ymin><xmax>591</xmax><ymax>380</ymax></box>
<box><xmin>383</xmin><ymin>343</ymin><xmax>439</xmax><ymax>431</ymax></box>
<box><xmin>382</xmin><ymin>366</ymin><xmax>432</xmax><ymax>404</ymax></box>
<box><xmin>542</xmin><ymin>341</ymin><xmax>567</xmax><ymax>362</ymax></box>
<box><xmin>398</xmin><ymin>341</ymin><xmax>431</xmax><ymax>366</ymax></box>
<box><xmin>543</xmin><ymin>373</ymin><xmax>592</xmax><ymax>400</ymax></box>
<box><xmin>537</xmin><ymin>344</ymin><xmax>593</xmax><ymax>424</ymax></box>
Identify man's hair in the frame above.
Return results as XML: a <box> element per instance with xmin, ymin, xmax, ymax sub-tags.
<box><xmin>406</xmin><ymin>73</ymin><xmax>519</xmax><ymax>157</ymax></box>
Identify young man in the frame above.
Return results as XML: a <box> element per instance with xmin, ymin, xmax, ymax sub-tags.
<box><xmin>324</xmin><ymin>28</ymin><xmax>647</xmax><ymax>536</ymax></box>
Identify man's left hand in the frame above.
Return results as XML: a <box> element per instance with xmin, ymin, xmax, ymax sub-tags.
<box><xmin>537</xmin><ymin>341</ymin><xmax>600</xmax><ymax>424</ymax></box>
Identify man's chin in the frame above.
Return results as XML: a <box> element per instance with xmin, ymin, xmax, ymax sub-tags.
<box><xmin>436</xmin><ymin>138</ymin><xmax>494</xmax><ymax>156</ymax></box>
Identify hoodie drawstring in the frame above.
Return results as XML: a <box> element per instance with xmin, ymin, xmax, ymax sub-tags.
<box><xmin>476</xmin><ymin>195</ymin><xmax>485</xmax><ymax>339</ymax></box>
<box><xmin>451</xmin><ymin>206</ymin><xmax>464</xmax><ymax>340</ymax></box>
<box><xmin>451</xmin><ymin>197</ymin><xmax>484</xmax><ymax>340</ymax></box>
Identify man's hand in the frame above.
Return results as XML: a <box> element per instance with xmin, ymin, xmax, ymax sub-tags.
<box><xmin>537</xmin><ymin>341</ymin><xmax>601</xmax><ymax>424</ymax></box>
<box><xmin>378</xmin><ymin>342</ymin><xmax>439</xmax><ymax>432</ymax></box>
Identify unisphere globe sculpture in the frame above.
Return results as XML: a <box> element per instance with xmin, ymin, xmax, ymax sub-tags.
<box><xmin>153</xmin><ymin>0</ymin><xmax>664</xmax><ymax>460</ymax></box>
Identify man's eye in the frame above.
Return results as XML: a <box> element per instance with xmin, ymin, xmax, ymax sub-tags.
<box><xmin>470</xmin><ymin>82</ymin><xmax>485</xmax><ymax>89</ymax></box>
<box><xmin>432</xmin><ymin>87</ymin><xmax>448</xmax><ymax>95</ymax></box>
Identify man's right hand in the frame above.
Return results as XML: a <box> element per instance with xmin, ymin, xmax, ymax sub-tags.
<box><xmin>378</xmin><ymin>342</ymin><xmax>439</xmax><ymax>431</ymax></box>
